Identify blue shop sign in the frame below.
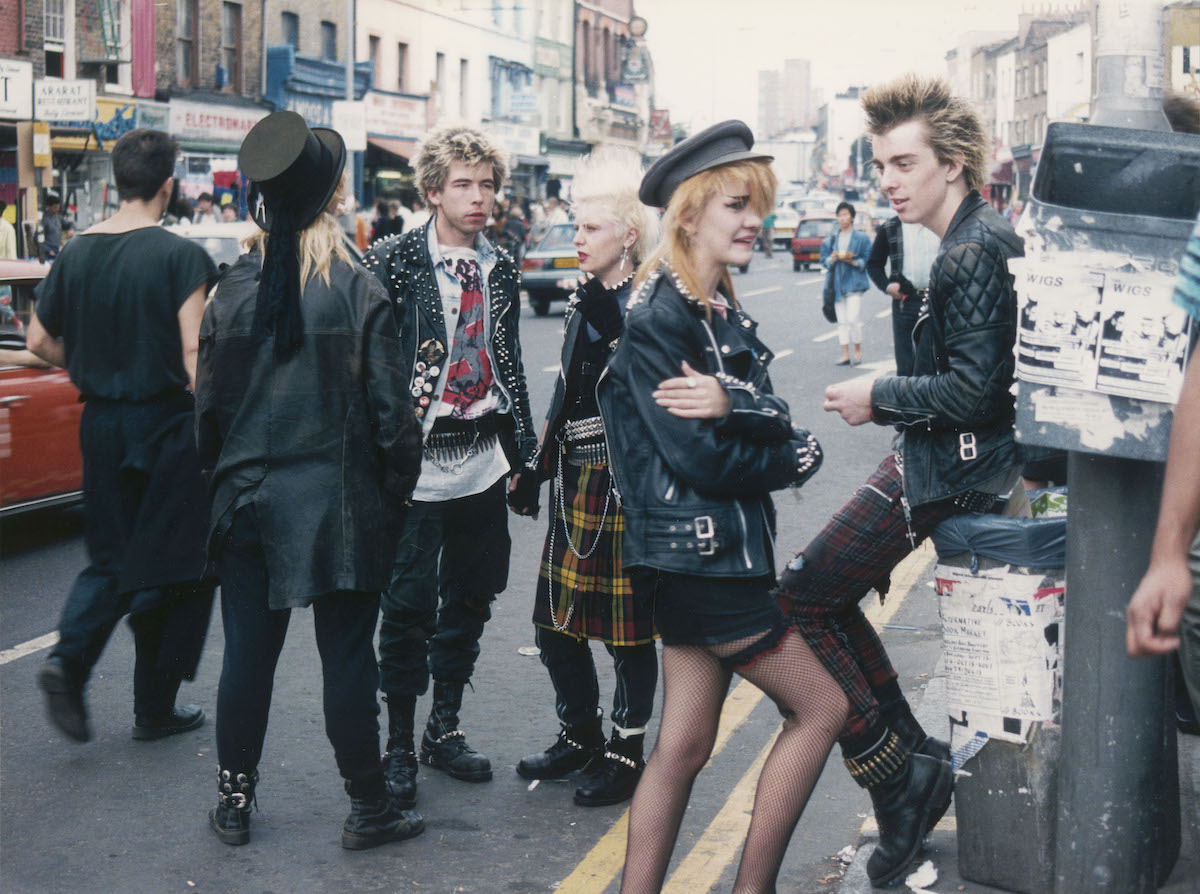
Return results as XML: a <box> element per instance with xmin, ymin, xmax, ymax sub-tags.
<box><xmin>265</xmin><ymin>45</ymin><xmax>372</xmax><ymax>129</ymax></box>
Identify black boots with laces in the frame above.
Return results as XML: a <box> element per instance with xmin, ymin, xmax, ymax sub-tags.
<box><xmin>517</xmin><ymin>715</ymin><xmax>605</xmax><ymax>780</ymax></box>
<box><xmin>419</xmin><ymin>681</ymin><xmax>492</xmax><ymax>782</ymax></box>
<box><xmin>574</xmin><ymin>730</ymin><xmax>645</xmax><ymax>807</ymax></box>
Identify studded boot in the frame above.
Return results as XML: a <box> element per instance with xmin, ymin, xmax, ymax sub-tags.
<box><xmin>420</xmin><ymin>681</ymin><xmax>492</xmax><ymax>781</ymax></box>
<box><xmin>887</xmin><ymin>710</ymin><xmax>953</xmax><ymax>833</ymax></box>
<box><xmin>210</xmin><ymin>767</ymin><xmax>258</xmax><ymax>846</ymax></box>
<box><xmin>845</xmin><ymin>732</ymin><xmax>954</xmax><ymax>887</ymax></box>
<box><xmin>574</xmin><ymin>729</ymin><xmax>645</xmax><ymax>807</ymax></box>
<box><xmin>341</xmin><ymin>772</ymin><xmax>425</xmax><ymax>850</ymax></box>
<box><xmin>383</xmin><ymin>693</ymin><xmax>418</xmax><ymax>808</ymax></box>
<box><xmin>516</xmin><ymin>714</ymin><xmax>605</xmax><ymax>780</ymax></box>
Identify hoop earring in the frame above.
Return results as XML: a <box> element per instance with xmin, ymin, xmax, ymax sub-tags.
<box><xmin>620</xmin><ymin>247</ymin><xmax>629</xmax><ymax>270</ymax></box>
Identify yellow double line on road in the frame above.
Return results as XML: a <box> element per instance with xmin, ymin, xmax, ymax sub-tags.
<box><xmin>557</xmin><ymin>541</ymin><xmax>936</xmax><ymax>893</ymax></box>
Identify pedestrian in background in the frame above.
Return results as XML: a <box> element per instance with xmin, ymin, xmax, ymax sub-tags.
<box><xmin>775</xmin><ymin>74</ymin><xmax>1024</xmax><ymax>887</ymax></box>
<box><xmin>820</xmin><ymin>201</ymin><xmax>871</xmax><ymax>366</ymax></box>
<box><xmin>0</xmin><ymin>200</ymin><xmax>18</xmax><ymax>259</ymax></box>
<box><xmin>363</xmin><ymin>124</ymin><xmax>538</xmax><ymax>809</ymax></box>
<box><xmin>597</xmin><ymin>121</ymin><xmax>841</xmax><ymax>894</ymax></box>
<box><xmin>195</xmin><ymin>192</ymin><xmax>221</xmax><ymax>223</ymax></box>
<box><xmin>40</xmin><ymin>193</ymin><xmax>63</xmax><ymax>260</ymax></box>
<box><xmin>511</xmin><ymin>147</ymin><xmax>661</xmax><ymax>808</ymax></box>
<box><xmin>760</xmin><ymin>206</ymin><xmax>775</xmax><ymax>258</ymax></box>
<box><xmin>27</xmin><ymin>129</ymin><xmax>216</xmax><ymax>746</ymax></box>
<box><xmin>196</xmin><ymin>111</ymin><xmax>424</xmax><ymax>849</ymax></box>
<box><xmin>865</xmin><ymin>215</ymin><xmax>941</xmax><ymax>376</ymax></box>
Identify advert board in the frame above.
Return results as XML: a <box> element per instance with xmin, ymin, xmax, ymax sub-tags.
<box><xmin>936</xmin><ymin>563</ymin><xmax>1065</xmax><ymax>744</ymax></box>
<box><xmin>1011</xmin><ymin>256</ymin><xmax>1189</xmax><ymax>405</ymax></box>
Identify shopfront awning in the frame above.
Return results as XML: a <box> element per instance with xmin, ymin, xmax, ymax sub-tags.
<box><xmin>367</xmin><ymin>136</ymin><xmax>417</xmax><ymax>160</ymax></box>
<box><xmin>516</xmin><ymin>154</ymin><xmax>549</xmax><ymax>168</ymax></box>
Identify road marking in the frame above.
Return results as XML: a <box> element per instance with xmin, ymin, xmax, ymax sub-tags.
<box><xmin>555</xmin><ymin>679</ymin><xmax>766</xmax><ymax>893</ymax></box>
<box><xmin>774</xmin><ymin>349</ymin><xmax>794</xmax><ymax>360</ymax></box>
<box><xmin>875</xmin><ymin>309</ymin><xmax>891</xmax><ymax>319</ymax></box>
<box><xmin>0</xmin><ymin>632</ymin><xmax>58</xmax><ymax>666</ymax></box>
<box><xmin>663</xmin><ymin>726</ymin><xmax>779</xmax><ymax>892</ymax></box>
<box><xmin>860</xmin><ymin>814</ymin><xmax>956</xmax><ymax>834</ymax></box>
<box><xmin>559</xmin><ymin>542</ymin><xmax>936</xmax><ymax>891</ymax></box>
<box><xmin>796</xmin><ymin>277</ymin><xmax>824</xmax><ymax>286</ymax></box>
<box><xmin>813</xmin><ymin>330</ymin><xmax>839</xmax><ymax>343</ymax></box>
<box><xmin>543</xmin><ymin>364</ymin><xmax>560</xmax><ymax>373</ymax></box>
<box><xmin>741</xmin><ymin>286</ymin><xmax>782</xmax><ymax>297</ymax></box>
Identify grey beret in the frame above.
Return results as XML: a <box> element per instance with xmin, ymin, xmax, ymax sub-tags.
<box><xmin>639</xmin><ymin>120</ymin><xmax>773</xmax><ymax>208</ymax></box>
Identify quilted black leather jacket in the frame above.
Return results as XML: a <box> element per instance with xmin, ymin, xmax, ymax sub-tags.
<box><xmin>597</xmin><ymin>265</ymin><xmax>822</xmax><ymax>577</ymax></box>
<box><xmin>871</xmin><ymin>191</ymin><xmax>1024</xmax><ymax>508</ymax></box>
<box><xmin>361</xmin><ymin>219</ymin><xmax>538</xmax><ymax>466</ymax></box>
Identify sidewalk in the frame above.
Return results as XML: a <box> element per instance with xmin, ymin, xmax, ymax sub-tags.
<box><xmin>837</xmin><ymin>660</ymin><xmax>1200</xmax><ymax>893</ymax></box>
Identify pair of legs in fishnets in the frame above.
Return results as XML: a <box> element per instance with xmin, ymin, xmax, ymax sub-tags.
<box><xmin>621</xmin><ymin>627</ymin><xmax>849</xmax><ymax>894</ymax></box>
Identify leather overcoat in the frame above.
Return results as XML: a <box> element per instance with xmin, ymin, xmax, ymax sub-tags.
<box><xmin>195</xmin><ymin>251</ymin><xmax>423</xmax><ymax>608</ymax></box>
<box><xmin>871</xmin><ymin>191</ymin><xmax>1025</xmax><ymax>507</ymax></box>
<box><xmin>361</xmin><ymin>219</ymin><xmax>537</xmax><ymax>466</ymax></box>
<box><xmin>597</xmin><ymin>265</ymin><xmax>821</xmax><ymax>578</ymax></box>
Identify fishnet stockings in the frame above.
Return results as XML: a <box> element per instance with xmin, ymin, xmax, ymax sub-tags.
<box><xmin>620</xmin><ymin>628</ymin><xmax>849</xmax><ymax>894</ymax></box>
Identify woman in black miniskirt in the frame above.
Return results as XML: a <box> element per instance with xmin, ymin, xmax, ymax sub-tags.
<box><xmin>597</xmin><ymin>121</ymin><xmax>850</xmax><ymax>893</ymax></box>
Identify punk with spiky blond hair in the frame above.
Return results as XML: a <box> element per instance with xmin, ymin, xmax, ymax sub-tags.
<box><xmin>773</xmin><ymin>72</ymin><xmax>1026</xmax><ymax>886</ymax></box>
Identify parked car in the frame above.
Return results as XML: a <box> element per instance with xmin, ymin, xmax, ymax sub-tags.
<box><xmin>790</xmin><ymin>214</ymin><xmax>838</xmax><ymax>272</ymax></box>
<box><xmin>520</xmin><ymin>223</ymin><xmax>580</xmax><ymax>315</ymax></box>
<box><xmin>164</xmin><ymin>219</ymin><xmax>258</xmax><ymax>271</ymax></box>
<box><xmin>764</xmin><ymin>204</ymin><xmax>800</xmax><ymax>250</ymax></box>
<box><xmin>0</xmin><ymin>259</ymin><xmax>84</xmax><ymax>516</ymax></box>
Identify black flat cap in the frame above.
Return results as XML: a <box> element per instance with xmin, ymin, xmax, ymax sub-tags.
<box><xmin>639</xmin><ymin>120</ymin><xmax>773</xmax><ymax>208</ymax></box>
<box><xmin>239</xmin><ymin>110</ymin><xmax>346</xmax><ymax>231</ymax></box>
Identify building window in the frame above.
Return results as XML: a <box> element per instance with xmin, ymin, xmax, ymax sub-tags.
<box><xmin>436</xmin><ymin>52</ymin><xmax>446</xmax><ymax>95</ymax></box>
<box><xmin>459</xmin><ymin>58</ymin><xmax>469</xmax><ymax>117</ymax></box>
<box><xmin>321</xmin><ymin>21</ymin><xmax>337</xmax><ymax>62</ymax></box>
<box><xmin>281</xmin><ymin>12</ymin><xmax>299</xmax><ymax>50</ymax></box>
<box><xmin>105</xmin><ymin>0</ymin><xmax>125</xmax><ymax>85</ymax></box>
<box><xmin>44</xmin><ymin>0</ymin><xmax>65</xmax><ymax>42</ymax></box>
<box><xmin>221</xmin><ymin>2</ymin><xmax>242</xmax><ymax>91</ymax></box>
<box><xmin>177</xmin><ymin>0</ymin><xmax>199</xmax><ymax>86</ymax></box>
<box><xmin>369</xmin><ymin>35</ymin><xmax>380</xmax><ymax>86</ymax></box>
<box><xmin>397</xmin><ymin>42</ymin><xmax>408</xmax><ymax>91</ymax></box>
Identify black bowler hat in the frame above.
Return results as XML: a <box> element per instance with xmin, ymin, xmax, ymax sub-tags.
<box><xmin>639</xmin><ymin>120</ymin><xmax>773</xmax><ymax>208</ymax></box>
<box><xmin>239</xmin><ymin>110</ymin><xmax>346</xmax><ymax>230</ymax></box>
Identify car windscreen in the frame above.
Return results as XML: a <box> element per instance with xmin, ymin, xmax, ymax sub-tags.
<box><xmin>796</xmin><ymin>219</ymin><xmax>836</xmax><ymax>238</ymax></box>
<box><xmin>534</xmin><ymin>224</ymin><xmax>577</xmax><ymax>253</ymax></box>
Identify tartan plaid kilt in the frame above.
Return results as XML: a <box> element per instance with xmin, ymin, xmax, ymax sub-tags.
<box><xmin>533</xmin><ymin>459</ymin><xmax>657</xmax><ymax>646</ymax></box>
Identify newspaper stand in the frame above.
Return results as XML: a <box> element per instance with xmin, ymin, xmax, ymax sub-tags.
<box><xmin>932</xmin><ymin>505</ymin><xmax>1066</xmax><ymax>894</ymax></box>
<box><xmin>1011</xmin><ymin>121</ymin><xmax>1200</xmax><ymax>892</ymax></box>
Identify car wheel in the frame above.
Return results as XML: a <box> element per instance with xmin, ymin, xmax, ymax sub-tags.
<box><xmin>530</xmin><ymin>292</ymin><xmax>551</xmax><ymax>316</ymax></box>
<box><xmin>737</xmin><ymin>264</ymin><xmax>749</xmax><ymax>274</ymax></box>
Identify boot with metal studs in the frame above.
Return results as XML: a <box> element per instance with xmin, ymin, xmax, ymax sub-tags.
<box><xmin>574</xmin><ymin>730</ymin><xmax>645</xmax><ymax>807</ymax></box>
<box><xmin>517</xmin><ymin>715</ymin><xmax>605</xmax><ymax>780</ymax></box>
<box><xmin>341</xmin><ymin>772</ymin><xmax>425</xmax><ymax>850</ymax></box>
<box><xmin>419</xmin><ymin>681</ymin><xmax>492</xmax><ymax>781</ymax></box>
<box><xmin>210</xmin><ymin>767</ymin><xmax>258</xmax><ymax>846</ymax></box>
<box><xmin>382</xmin><ymin>693</ymin><xmax>418</xmax><ymax>807</ymax></box>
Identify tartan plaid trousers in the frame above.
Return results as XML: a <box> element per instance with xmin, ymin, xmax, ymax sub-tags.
<box><xmin>777</xmin><ymin>453</ymin><xmax>961</xmax><ymax>739</ymax></box>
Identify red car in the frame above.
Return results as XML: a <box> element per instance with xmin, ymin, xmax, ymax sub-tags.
<box><xmin>0</xmin><ymin>259</ymin><xmax>84</xmax><ymax>516</ymax></box>
<box><xmin>790</xmin><ymin>214</ymin><xmax>838</xmax><ymax>272</ymax></box>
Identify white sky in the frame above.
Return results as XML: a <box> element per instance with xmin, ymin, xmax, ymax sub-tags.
<box><xmin>634</xmin><ymin>0</ymin><xmax>1035</xmax><ymax>133</ymax></box>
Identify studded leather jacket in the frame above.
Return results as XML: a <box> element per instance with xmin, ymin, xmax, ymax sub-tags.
<box><xmin>870</xmin><ymin>192</ymin><xmax>1025</xmax><ymax>508</ymax></box>
<box><xmin>362</xmin><ymin>219</ymin><xmax>537</xmax><ymax>467</ymax></box>
<box><xmin>597</xmin><ymin>265</ymin><xmax>822</xmax><ymax>578</ymax></box>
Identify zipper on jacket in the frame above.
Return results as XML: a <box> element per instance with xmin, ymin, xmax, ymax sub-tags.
<box><xmin>733</xmin><ymin>500</ymin><xmax>752</xmax><ymax>570</ymax></box>
<box><xmin>699</xmin><ymin>319</ymin><xmax>727</xmax><ymax>375</ymax></box>
<box><xmin>664</xmin><ymin>480</ymin><xmax>675</xmax><ymax>501</ymax></box>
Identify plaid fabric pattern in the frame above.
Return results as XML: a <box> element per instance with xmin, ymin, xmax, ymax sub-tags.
<box><xmin>533</xmin><ymin>459</ymin><xmax>656</xmax><ymax>646</ymax></box>
<box><xmin>778</xmin><ymin>454</ymin><xmax>961</xmax><ymax>737</ymax></box>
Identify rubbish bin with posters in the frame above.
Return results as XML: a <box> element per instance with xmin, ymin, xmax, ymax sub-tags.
<box><xmin>931</xmin><ymin>494</ymin><xmax>1067</xmax><ymax>894</ymax></box>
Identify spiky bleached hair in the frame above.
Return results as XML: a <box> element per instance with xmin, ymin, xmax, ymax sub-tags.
<box><xmin>413</xmin><ymin>124</ymin><xmax>509</xmax><ymax>205</ymax></box>
<box><xmin>861</xmin><ymin>74</ymin><xmax>987</xmax><ymax>193</ymax></box>
<box><xmin>570</xmin><ymin>146</ymin><xmax>661</xmax><ymax>265</ymax></box>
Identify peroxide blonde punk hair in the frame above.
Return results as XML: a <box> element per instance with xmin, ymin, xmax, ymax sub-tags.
<box><xmin>570</xmin><ymin>146</ymin><xmax>660</xmax><ymax>266</ymax></box>
<box><xmin>244</xmin><ymin>171</ymin><xmax>352</xmax><ymax>289</ymax></box>
<box><xmin>636</xmin><ymin>159</ymin><xmax>776</xmax><ymax>315</ymax></box>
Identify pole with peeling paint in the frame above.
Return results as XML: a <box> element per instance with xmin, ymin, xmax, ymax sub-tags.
<box><xmin>1054</xmin><ymin>2</ymin><xmax>1181</xmax><ymax>891</ymax></box>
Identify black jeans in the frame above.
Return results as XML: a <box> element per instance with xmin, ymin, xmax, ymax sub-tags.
<box><xmin>215</xmin><ymin>508</ymin><xmax>384</xmax><ymax>781</ymax></box>
<box><xmin>535</xmin><ymin>626</ymin><xmax>658</xmax><ymax>730</ymax></box>
<box><xmin>378</xmin><ymin>479</ymin><xmax>510</xmax><ymax>696</ymax></box>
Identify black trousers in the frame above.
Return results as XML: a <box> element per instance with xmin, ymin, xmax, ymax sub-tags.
<box><xmin>215</xmin><ymin>509</ymin><xmax>384</xmax><ymax>782</ymax></box>
<box><xmin>378</xmin><ymin>479</ymin><xmax>510</xmax><ymax>696</ymax></box>
<box><xmin>535</xmin><ymin>626</ymin><xmax>657</xmax><ymax>730</ymax></box>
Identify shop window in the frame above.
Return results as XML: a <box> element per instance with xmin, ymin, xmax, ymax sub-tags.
<box><xmin>177</xmin><ymin>0</ymin><xmax>199</xmax><ymax>86</ymax></box>
<box><xmin>281</xmin><ymin>12</ymin><xmax>299</xmax><ymax>50</ymax></box>
<box><xmin>221</xmin><ymin>2</ymin><xmax>242</xmax><ymax>92</ymax></box>
<box><xmin>321</xmin><ymin>21</ymin><xmax>338</xmax><ymax>62</ymax></box>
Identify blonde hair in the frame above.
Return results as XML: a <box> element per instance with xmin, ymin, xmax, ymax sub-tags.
<box><xmin>861</xmin><ymin>74</ymin><xmax>987</xmax><ymax>193</ymax></box>
<box><xmin>635</xmin><ymin>159</ymin><xmax>776</xmax><ymax>314</ymax></box>
<box><xmin>413</xmin><ymin>124</ymin><xmax>509</xmax><ymax>205</ymax></box>
<box><xmin>571</xmin><ymin>147</ymin><xmax>660</xmax><ymax>265</ymax></box>
<box><xmin>244</xmin><ymin>173</ymin><xmax>352</xmax><ymax>288</ymax></box>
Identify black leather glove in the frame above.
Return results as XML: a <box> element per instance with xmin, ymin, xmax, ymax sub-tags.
<box><xmin>507</xmin><ymin>467</ymin><xmax>541</xmax><ymax>517</ymax></box>
<box><xmin>791</xmin><ymin>428</ymin><xmax>823</xmax><ymax>488</ymax></box>
<box><xmin>574</xmin><ymin>277</ymin><xmax>623</xmax><ymax>342</ymax></box>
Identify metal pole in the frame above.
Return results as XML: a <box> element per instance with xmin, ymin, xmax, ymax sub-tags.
<box><xmin>1090</xmin><ymin>0</ymin><xmax>1170</xmax><ymax>131</ymax></box>
<box><xmin>1055</xmin><ymin>454</ymin><xmax>1179</xmax><ymax>892</ymax></box>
